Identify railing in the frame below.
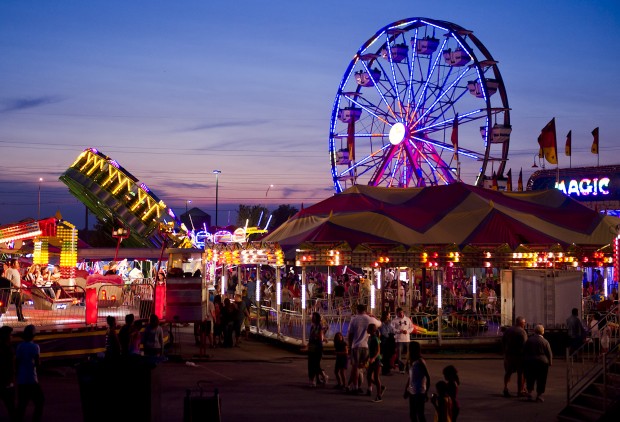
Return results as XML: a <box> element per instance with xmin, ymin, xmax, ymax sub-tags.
<box><xmin>566</xmin><ymin>304</ymin><xmax>620</xmax><ymax>409</ymax></box>
<box><xmin>248</xmin><ymin>290</ymin><xmax>504</xmax><ymax>346</ymax></box>
<box><xmin>0</xmin><ymin>279</ymin><xmax>156</xmax><ymax>328</ymax></box>
<box><xmin>0</xmin><ymin>285</ymin><xmax>86</xmax><ymax>327</ymax></box>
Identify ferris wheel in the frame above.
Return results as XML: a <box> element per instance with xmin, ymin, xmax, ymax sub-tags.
<box><xmin>329</xmin><ymin>17</ymin><xmax>511</xmax><ymax>192</ymax></box>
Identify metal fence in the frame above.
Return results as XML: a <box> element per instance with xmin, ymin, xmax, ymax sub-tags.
<box><xmin>249</xmin><ymin>287</ymin><xmax>504</xmax><ymax>346</ymax></box>
<box><xmin>0</xmin><ymin>279</ymin><xmax>156</xmax><ymax>328</ymax></box>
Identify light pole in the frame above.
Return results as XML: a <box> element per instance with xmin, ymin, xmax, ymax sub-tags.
<box><xmin>37</xmin><ymin>178</ymin><xmax>43</xmax><ymax>220</ymax></box>
<box><xmin>213</xmin><ymin>170</ymin><xmax>221</xmax><ymax>228</ymax></box>
<box><xmin>112</xmin><ymin>227</ymin><xmax>130</xmax><ymax>261</ymax></box>
<box><xmin>185</xmin><ymin>200</ymin><xmax>192</xmax><ymax>214</ymax></box>
<box><xmin>265</xmin><ymin>184</ymin><xmax>274</xmax><ymax>197</ymax></box>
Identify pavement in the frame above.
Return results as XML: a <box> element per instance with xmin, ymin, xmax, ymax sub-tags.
<box><xmin>5</xmin><ymin>326</ymin><xmax>569</xmax><ymax>422</ymax></box>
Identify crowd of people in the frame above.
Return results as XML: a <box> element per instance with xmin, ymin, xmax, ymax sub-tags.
<box><xmin>303</xmin><ymin>303</ymin><xmax>461</xmax><ymax>421</ymax></box>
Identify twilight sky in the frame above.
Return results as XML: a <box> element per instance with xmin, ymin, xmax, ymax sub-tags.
<box><xmin>1</xmin><ymin>0</ymin><xmax>619</xmax><ymax>229</ymax></box>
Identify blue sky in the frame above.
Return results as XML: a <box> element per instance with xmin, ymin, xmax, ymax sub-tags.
<box><xmin>1</xmin><ymin>0</ymin><xmax>619</xmax><ymax>228</ymax></box>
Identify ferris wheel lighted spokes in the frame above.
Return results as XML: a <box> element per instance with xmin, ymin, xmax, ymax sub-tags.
<box><xmin>329</xmin><ymin>18</ymin><xmax>510</xmax><ymax>193</ymax></box>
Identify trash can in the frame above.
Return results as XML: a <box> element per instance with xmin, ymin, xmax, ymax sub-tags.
<box><xmin>183</xmin><ymin>382</ymin><xmax>221</xmax><ymax>422</ymax></box>
<box><xmin>77</xmin><ymin>356</ymin><xmax>160</xmax><ymax>422</ymax></box>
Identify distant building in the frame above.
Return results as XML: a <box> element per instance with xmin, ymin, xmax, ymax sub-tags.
<box><xmin>180</xmin><ymin>207</ymin><xmax>211</xmax><ymax>232</ymax></box>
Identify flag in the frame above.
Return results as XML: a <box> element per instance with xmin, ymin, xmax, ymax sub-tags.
<box><xmin>517</xmin><ymin>168</ymin><xmax>523</xmax><ymax>191</ymax></box>
<box><xmin>491</xmin><ymin>172</ymin><xmax>498</xmax><ymax>190</ymax></box>
<box><xmin>537</xmin><ymin>118</ymin><xmax>557</xmax><ymax>164</ymax></box>
<box><xmin>591</xmin><ymin>127</ymin><xmax>599</xmax><ymax>154</ymax></box>
<box><xmin>565</xmin><ymin>130</ymin><xmax>571</xmax><ymax>156</ymax></box>
<box><xmin>506</xmin><ymin>169</ymin><xmax>512</xmax><ymax>192</ymax></box>
<box><xmin>451</xmin><ymin>114</ymin><xmax>459</xmax><ymax>160</ymax></box>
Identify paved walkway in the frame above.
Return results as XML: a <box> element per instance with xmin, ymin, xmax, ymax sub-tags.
<box><xmin>10</xmin><ymin>327</ymin><xmax>569</xmax><ymax>422</ymax></box>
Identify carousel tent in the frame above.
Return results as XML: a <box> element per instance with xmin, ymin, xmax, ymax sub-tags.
<box><xmin>264</xmin><ymin>183</ymin><xmax>620</xmax><ymax>255</ymax></box>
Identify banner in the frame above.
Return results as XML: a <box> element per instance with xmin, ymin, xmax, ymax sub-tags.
<box><xmin>537</xmin><ymin>118</ymin><xmax>557</xmax><ymax>164</ymax></box>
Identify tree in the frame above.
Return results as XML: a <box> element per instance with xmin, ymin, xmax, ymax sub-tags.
<box><xmin>269</xmin><ymin>204</ymin><xmax>299</xmax><ymax>232</ymax></box>
<box><xmin>235</xmin><ymin>205</ymin><xmax>269</xmax><ymax>228</ymax></box>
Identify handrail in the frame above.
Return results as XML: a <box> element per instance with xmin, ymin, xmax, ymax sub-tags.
<box><xmin>566</xmin><ymin>303</ymin><xmax>620</xmax><ymax>407</ymax></box>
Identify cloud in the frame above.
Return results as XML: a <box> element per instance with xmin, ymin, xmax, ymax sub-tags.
<box><xmin>0</xmin><ymin>96</ymin><xmax>63</xmax><ymax>113</ymax></box>
<box><xmin>182</xmin><ymin>119</ymin><xmax>268</xmax><ymax>132</ymax></box>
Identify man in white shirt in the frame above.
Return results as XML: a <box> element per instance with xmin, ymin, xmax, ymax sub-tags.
<box><xmin>346</xmin><ymin>304</ymin><xmax>381</xmax><ymax>394</ymax></box>
<box><xmin>391</xmin><ymin>307</ymin><xmax>414</xmax><ymax>373</ymax></box>
<box><xmin>6</xmin><ymin>259</ymin><xmax>25</xmax><ymax>322</ymax></box>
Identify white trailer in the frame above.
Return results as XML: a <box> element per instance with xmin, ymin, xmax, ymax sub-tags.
<box><xmin>500</xmin><ymin>269</ymin><xmax>582</xmax><ymax>329</ymax></box>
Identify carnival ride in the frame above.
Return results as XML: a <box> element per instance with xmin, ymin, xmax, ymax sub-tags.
<box><xmin>329</xmin><ymin>17</ymin><xmax>510</xmax><ymax>192</ymax></box>
<box><xmin>59</xmin><ymin>148</ymin><xmax>192</xmax><ymax>248</ymax></box>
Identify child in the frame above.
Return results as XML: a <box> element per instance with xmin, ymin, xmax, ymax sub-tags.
<box><xmin>431</xmin><ymin>380</ymin><xmax>453</xmax><ymax>422</ymax></box>
<box><xmin>443</xmin><ymin>365</ymin><xmax>460</xmax><ymax>422</ymax></box>
<box><xmin>366</xmin><ymin>324</ymin><xmax>386</xmax><ymax>402</ymax></box>
<box><xmin>333</xmin><ymin>332</ymin><xmax>348</xmax><ymax>389</ymax></box>
<box><xmin>600</xmin><ymin>325</ymin><xmax>611</xmax><ymax>354</ymax></box>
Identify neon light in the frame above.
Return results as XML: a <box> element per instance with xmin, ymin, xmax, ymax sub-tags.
<box><xmin>555</xmin><ymin>177</ymin><xmax>610</xmax><ymax>197</ymax></box>
<box><xmin>472</xmin><ymin>275</ymin><xmax>477</xmax><ymax>294</ymax></box>
<box><xmin>327</xmin><ymin>276</ymin><xmax>332</xmax><ymax>295</ymax></box>
<box><xmin>437</xmin><ymin>284</ymin><xmax>442</xmax><ymax>309</ymax></box>
<box><xmin>276</xmin><ymin>282</ymin><xmax>281</xmax><ymax>305</ymax></box>
<box><xmin>370</xmin><ymin>284</ymin><xmax>375</xmax><ymax>310</ymax></box>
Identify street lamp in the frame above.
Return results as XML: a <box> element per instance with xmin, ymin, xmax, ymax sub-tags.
<box><xmin>185</xmin><ymin>200</ymin><xmax>192</xmax><ymax>214</ymax></box>
<box><xmin>266</xmin><ymin>184</ymin><xmax>274</xmax><ymax>197</ymax></box>
<box><xmin>213</xmin><ymin>170</ymin><xmax>221</xmax><ymax>228</ymax></box>
<box><xmin>37</xmin><ymin>178</ymin><xmax>43</xmax><ymax>220</ymax></box>
<box><xmin>112</xmin><ymin>226</ymin><xmax>130</xmax><ymax>261</ymax></box>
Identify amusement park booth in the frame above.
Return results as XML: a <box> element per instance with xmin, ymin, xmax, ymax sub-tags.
<box><xmin>0</xmin><ymin>217</ymin><xmax>81</xmax><ymax>310</ymax></box>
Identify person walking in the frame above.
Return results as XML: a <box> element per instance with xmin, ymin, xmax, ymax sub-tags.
<box><xmin>523</xmin><ymin>324</ymin><xmax>553</xmax><ymax>402</ymax></box>
<box><xmin>6</xmin><ymin>259</ymin><xmax>25</xmax><ymax>322</ymax></box>
<box><xmin>0</xmin><ymin>326</ymin><xmax>16</xmax><ymax>421</ymax></box>
<box><xmin>502</xmin><ymin>316</ymin><xmax>528</xmax><ymax>397</ymax></box>
<box><xmin>104</xmin><ymin>315</ymin><xmax>121</xmax><ymax>360</ymax></box>
<box><xmin>118</xmin><ymin>313</ymin><xmax>135</xmax><ymax>356</ymax></box>
<box><xmin>142</xmin><ymin>313</ymin><xmax>164</xmax><ymax>360</ymax></box>
<box><xmin>366</xmin><ymin>323</ymin><xmax>385</xmax><ymax>402</ymax></box>
<box><xmin>16</xmin><ymin>325</ymin><xmax>44</xmax><ymax>422</ymax></box>
<box><xmin>345</xmin><ymin>304</ymin><xmax>381</xmax><ymax>394</ymax></box>
<box><xmin>307</xmin><ymin>312</ymin><xmax>327</xmax><ymax>387</ymax></box>
<box><xmin>443</xmin><ymin>365</ymin><xmax>460</xmax><ymax>421</ymax></box>
<box><xmin>233</xmin><ymin>294</ymin><xmax>249</xmax><ymax>347</ymax></box>
<box><xmin>566</xmin><ymin>307</ymin><xmax>585</xmax><ymax>354</ymax></box>
<box><xmin>200</xmin><ymin>296</ymin><xmax>216</xmax><ymax>355</ymax></box>
<box><xmin>379</xmin><ymin>311</ymin><xmax>396</xmax><ymax>376</ymax></box>
<box><xmin>430</xmin><ymin>380</ymin><xmax>453</xmax><ymax>422</ymax></box>
<box><xmin>588</xmin><ymin>312</ymin><xmax>601</xmax><ymax>356</ymax></box>
<box><xmin>333</xmin><ymin>332</ymin><xmax>348</xmax><ymax>389</ymax></box>
<box><xmin>392</xmin><ymin>307</ymin><xmax>414</xmax><ymax>374</ymax></box>
<box><xmin>405</xmin><ymin>341</ymin><xmax>431</xmax><ymax>422</ymax></box>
